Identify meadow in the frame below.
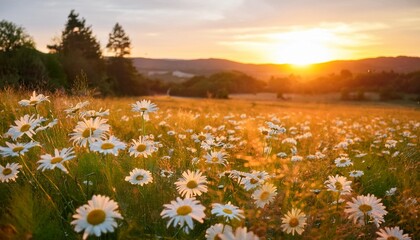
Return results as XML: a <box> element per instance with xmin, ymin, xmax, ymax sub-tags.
<box><xmin>0</xmin><ymin>89</ymin><xmax>418</xmax><ymax>240</ymax></box>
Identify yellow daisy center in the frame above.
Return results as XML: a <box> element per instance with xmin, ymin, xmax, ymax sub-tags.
<box><xmin>176</xmin><ymin>205</ymin><xmax>192</xmax><ymax>216</ymax></box>
<box><xmin>2</xmin><ymin>168</ymin><xmax>12</xmax><ymax>176</ymax></box>
<box><xmin>187</xmin><ymin>180</ymin><xmax>198</xmax><ymax>189</ymax></box>
<box><xmin>260</xmin><ymin>191</ymin><xmax>270</xmax><ymax>201</ymax></box>
<box><xmin>82</xmin><ymin>128</ymin><xmax>96</xmax><ymax>138</ymax></box>
<box><xmin>86</xmin><ymin>209</ymin><xmax>106</xmax><ymax>226</ymax></box>
<box><xmin>289</xmin><ymin>217</ymin><xmax>299</xmax><ymax>227</ymax></box>
<box><xmin>29</xmin><ymin>100</ymin><xmax>38</xmax><ymax>105</ymax></box>
<box><xmin>198</xmin><ymin>135</ymin><xmax>206</xmax><ymax>141</ymax></box>
<box><xmin>387</xmin><ymin>237</ymin><xmax>399</xmax><ymax>240</ymax></box>
<box><xmin>12</xmin><ymin>146</ymin><xmax>24</xmax><ymax>153</ymax></box>
<box><xmin>51</xmin><ymin>157</ymin><xmax>63</xmax><ymax>164</ymax></box>
<box><xmin>250</xmin><ymin>178</ymin><xmax>258</xmax><ymax>184</ymax></box>
<box><xmin>222</xmin><ymin>208</ymin><xmax>233</xmax><ymax>215</ymax></box>
<box><xmin>20</xmin><ymin>124</ymin><xmax>31</xmax><ymax>132</ymax></box>
<box><xmin>335</xmin><ymin>182</ymin><xmax>343</xmax><ymax>191</ymax></box>
<box><xmin>136</xmin><ymin>175</ymin><xmax>144</xmax><ymax>181</ymax></box>
<box><xmin>211</xmin><ymin>157</ymin><xmax>219</xmax><ymax>163</ymax></box>
<box><xmin>262</xmin><ymin>130</ymin><xmax>269</xmax><ymax>135</ymax></box>
<box><xmin>339</xmin><ymin>159</ymin><xmax>347</xmax><ymax>164</ymax></box>
<box><xmin>140</xmin><ymin>107</ymin><xmax>148</xmax><ymax>111</ymax></box>
<box><xmin>101</xmin><ymin>143</ymin><xmax>115</xmax><ymax>150</ymax></box>
<box><xmin>214</xmin><ymin>234</ymin><xmax>223</xmax><ymax>240</ymax></box>
<box><xmin>136</xmin><ymin>144</ymin><xmax>147</xmax><ymax>152</ymax></box>
<box><xmin>359</xmin><ymin>204</ymin><xmax>372</xmax><ymax>213</ymax></box>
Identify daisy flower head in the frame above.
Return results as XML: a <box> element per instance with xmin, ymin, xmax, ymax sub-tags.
<box><xmin>345</xmin><ymin>194</ymin><xmax>388</xmax><ymax>227</ymax></box>
<box><xmin>7</xmin><ymin>114</ymin><xmax>44</xmax><ymax>140</ymax></box>
<box><xmin>160</xmin><ymin>169</ymin><xmax>174</xmax><ymax>178</ymax></box>
<box><xmin>37</xmin><ymin>147</ymin><xmax>75</xmax><ymax>174</ymax></box>
<box><xmin>192</xmin><ymin>132</ymin><xmax>214</xmax><ymax>143</ymax></box>
<box><xmin>211</xmin><ymin>202</ymin><xmax>244</xmax><ymax>222</ymax></box>
<box><xmin>241</xmin><ymin>173</ymin><xmax>263</xmax><ymax>191</ymax></box>
<box><xmin>0</xmin><ymin>162</ymin><xmax>22</xmax><ymax>183</ymax></box>
<box><xmin>0</xmin><ymin>141</ymin><xmax>39</xmax><ymax>157</ymax></box>
<box><xmin>204</xmin><ymin>150</ymin><xmax>229</xmax><ymax>166</ymax></box>
<box><xmin>334</xmin><ymin>156</ymin><xmax>353</xmax><ymax>167</ymax></box>
<box><xmin>205</xmin><ymin>223</ymin><xmax>232</xmax><ymax>240</ymax></box>
<box><xmin>376</xmin><ymin>226</ymin><xmax>411</xmax><ymax>240</ymax></box>
<box><xmin>71</xmin><ymin>195</ymin><xmax>123</xmax><ymax>240</ymax></box>
<box><xmin>220</xmin><ymin>227</ymin><xmax>260</xmax><ymax>240</ymax></box>
<box><xmin>128</xmin><ymin>135</ymin><xmax>158</xmax><ymax>158</ymax></box>
<box><xmin>252</xmin><ymin>182</ymin><xmax>277</xmax><ymax>208</ymax></box>
<box><xmin>160</xmin><ymin>197</ymin><xmax>206</xmax><ymax>234</ymax></box>
<box><xmin>131</xmin><ymin>99</ymin><xmax>158</xmax><ymax>121</ymax></box>
<box><xmin>64</xmin><ymin>101</ymin><xmax>90</xmax><ymax>116</ymax></box>
<box><xmin>18</xmin><ymin>91</ymin><xmax>49</xmax><ymax>107</ymax></box>
<box><xmin>125</xmin><ymin>168</ymin><xmax>153</xmax><ymax>186</ymax></box>
<box><xmin>175</xmin><ymin>170</ymin><xmax>208</xmax><ymax>198</ymax></box>
<box><xmin>349</xmin><ymin>170</ymin><xmax>364</xmax><ymax>178</ymax></box>
<box><xmin>281</xmin><ymin>208</ymin><xmax>307</xmax><ymax>236</ymax></box>
<box><xmin>90</xmin><ymin>136</ymin><xmax>126</xmax><ymax>156</ymax></box>
<box><xmin>324</xmin><ymin>175</ymin><xmax>352</xmax><ymax>195</ymax></box>
<box><xmin>69</xmin><ymin>117</ymin><xmax>110</xmax><ymax>148</ymax></box>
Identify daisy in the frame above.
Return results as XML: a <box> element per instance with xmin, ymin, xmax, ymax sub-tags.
<box><xmin>205</xmin><ymin>224</ymin><xmax>232</xmax><ymax>240</ymax></box>
<box><xmin>349</xmin><ymin>170</ymin><xmax>364</xmax><ymax>178</ymax></box>
<box><xmin>252</xmin><ymin>183</ymin><xmax>277</xmax><ymax>208</ymax></box>
<box><xmin>7</xmin><ymin>114</ymin><xmax>44</xmax><ymax>140</ymax></box>
<box><xmin>69</xmin><ymin>117</ymin><xmax>110</xmax><ymax>147</ymax></box>
<box><xmin>281</xmin><ymin>208</ymin><xmax>307</xmax><ymax>236</ymax></box>
<box><xmin>345</xmin><ymin>194</ymin><xmax>388</xmax><ymax>227</ymax></box>
<box><xmin>221</xmin><ymin>227</ymin><xmax>260</xmax><ymax>240</ymax></box>
<box><xmin>37</xmin><ymin>147</ymin><xmax>75</xmax><ymax>174</ymax></box>
<box><xmin>0</xmin><ymin>141</ymin><xmax>39</xmax><ymax>157</ymax></box>
<box><xmin>71</xmin><ymin>195</ymin><xmax>123</xmax><ymax>240</ymax></box>
<box><xmin>90</xmin><ymin>136</ymin><xmax>126</xmax><ymax>156</ymax></box>
<box><xmin>125</xmin><ymin>168</ymin><xmax>153</xmax><ymax>186</ymax></box>
<box><xmin>324</xmin><ymin>175</ymin><xmax>352</xmax><ymax>195</ymax></box>
<box><xmin>160</xmin><ymin>169</ymin><xmax>174</xmax><ymax>178</ymax></box>
<box><xmin>241</xmin><ymin>173</ymin><xmax>263</xmax><ymax>191</ymax></box>
<box><xmin>0</xmin><ymin>162</ymin><xmax>22</xmax><ymax>183</ymax></box>
<box><xmin>376</xmin><ymin>226</ymin><xmax>411</xmax><ymax>240</ymax></box>
<box><xmin>160</xmin><ymin>197</ymin><xmax>206</xmax><ymax>233</ymax></box>
<box><xmin>192</xmin><ymin>132</ymin><xmax>213</xmax><ymax>143</ymax></box>
<box><xmin>64</xmin><ymin>101</ymin><xmax>90</xmax><ymax>116</ymax></box>
<box><xmin>334</xmin><ymin>157</ymin><xmax>353</xmax><ymax>167</ymax></box>
<box><xmin>204</xmin><ymin>150</ymin><xmax>229</xmax><ymax>166</ymax></box>
<box><xmin>128</xmin><ymin>135</ymin><xmax>158</xmax><ymax>158</ymax></box>
<box><xmin>18</xmin><ymin>91</ymin><xmax>49</xmax><ymax>107</ymax></box>
<box><xmin>211</xmin><ymin>202</ymin><xmax>244</xmax><ymax>221</ymax></box>
<box><xmin>175</xmin><ymin>170</ymin><xmax>208</xmax><ymax>198</ymax></box>
<box><xmin>131</xmin><ymin>99</ymin><xmax>158</xmax><ymax>121</ymax></box>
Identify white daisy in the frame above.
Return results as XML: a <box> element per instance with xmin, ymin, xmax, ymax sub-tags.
<box><xmin>241</xmin><ymin>173</ymin><xmax>263</xmax><ymax>191</ymax></box>
<box><xmin>204</xmin><ymin>150</ymin><xmax>229</xmax><ymax>166</ymax></box>
<box><xmin>324</xmin><ymin>175</ymin><xmax>352</xmax><ymax>195</ymax></box>
<box><xmin>205</xmin><ymin>223</ymin><xmax>232</xmax><ymax>240</ymax></box>
<box><xmin>0</xmin><ymin>141</ymin><xmax>39</xmax><ymax>157</ymax></box>
<box><xmin>64</xmin><ymin>101</ymin><xmax>90</xmax><ymax>116</ymax></box>
<box><xmin>128</xmin><ymin>135</ymin><xmax>158</xmax><ymax>158</ymax></box>
<box><xmin>71</xmin><ymin>195</ymin><xmax>123</xmax><ymax>240</ymax></box>
<box><xmin>18</xmin><ymin>91</ymin><xmax>49</xmax><ymax>107</ymax></box>
<box><xmin>334</xmin><ymin>157</ymin><xmax>353</xmax><ymax>167</ymax></box>
<box><xmin>281</xmin><ymin>208</ymin><xmax>307</xmax><ymax>236</ymax></box>
<box><xmin>0</xmin><ymin>162</ymin><xmax>22</xmax><ymax>183</ymax></box>
<box><xmin>349</xmin><ymin>170</ymin><xmax>364</xmax><ymax>178</ymax></box>
<box><xmin>220</xmin><ymin>227</ymin><xmax>260</xmax><ymax>240</ymax></box>
<box><xmin>376</xmin><ymin>226</ymin><xmax>411</xmax><ymax>240</ymax></box>
<box><xmin>69</xmin><ymin>117</ymin><xmax>110</xmax><ymax>147</ymax></box>
<box><xmin>90</xmin><ymin>136</ymin><xmax>126</xmax><ymax>156</ymax></box>
<box><xmin>252</xmin><ymin>182</ymin><xmax>277</xmax><ymax>208</ymax></box>
<box><xmin>7</xmin><ymin>114</ymin><xmax>44</xmax><ymax>140</ymax></box>
<box><xmin>160</xmin><ymin>169</ymin><xmax>173</xmax><ymax>178</ymax></box>
<box><xmin>125</xmin><ymin>168</ymin><xmax>153</xmax><ymax>186</ymax></box>
<box><xmin>160</xmin><ymin>197</ymin><xmax>206</xmax><ymax>233</ymax></box>
<box><xmin>37</xmin><ymin>147</ymin><xmax>75</xmax><ymax>174</ymax></box>
<box><xmin>211</xmin><ymin>202</ymin><xmax>244</xmax><ymax>221</ymax></box>
<box><xmin>345</xmin><ymin>194</ymin><xmax>388</xmax><ymax>227</ymax></box>
<box><xmin>131</xmin><ymin>99</ymin><xmax>158</xmax><ymax>121</ymax></box>
<box><xmin>175</xmin><ymin>170</ymin><xmax>208</xmax><ymax>198</ymax></box>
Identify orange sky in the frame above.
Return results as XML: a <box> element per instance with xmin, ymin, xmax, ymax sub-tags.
<box><xmin>2</xmin><ymin>0</ymin><xmax>420</xmax><ymax>64</ymax></box>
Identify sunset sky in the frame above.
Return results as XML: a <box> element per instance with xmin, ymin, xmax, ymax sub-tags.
<box><xmin>2</xmin><ymin>0</ymin><xmax>420</xmax><ymax>64</ymax></box>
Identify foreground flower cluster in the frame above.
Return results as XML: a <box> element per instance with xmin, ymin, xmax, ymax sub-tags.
<box><xmin>0</xmin><ymin>91</ymin><xmax>417</xmax><ymax>239</ymax></box>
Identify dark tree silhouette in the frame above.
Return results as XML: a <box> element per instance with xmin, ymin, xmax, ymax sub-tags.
<box><xmin>0</xmin><ymin>20</ymin><xmax>34</xmax><ymax>52</ymax></box>
<box><xmin>107</xmin><ymin>23</ymin><xmax>131</xmax><ymax>58</ymax></box>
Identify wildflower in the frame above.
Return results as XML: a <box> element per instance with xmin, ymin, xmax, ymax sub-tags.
<box><xmin>71</xmin><ymin>195</ymin><xmax>123</xmax><ymax>240</ymax></box>
<box><xmin>205</xmin><ymin>224</ymin><xmax>232</xmax><ymax>240</ymax></box>
<box><xmin>385</xmin><ymin>187</ymin><xmax>397</xmax><ymax>196</ymax></box>
<box><xmin>281</xmin><ymin>208</ymin><xmax>307</xmax><ymax>236</ymax></box>
<box><xmin>160</xmin><ymin>169</ymin><xmax>174</xmax><ymax>178</ymax></box>
<box><xmin>125</xmin><ymin>168</ymin><xmax>153</xmax><ymax>186</ymax></box>
<box><xmin>0</xmin><ymin>162</ymin><xmax>21</xmax><ymax>183</ymax></box>
<box><xmin>7</xmin><ymin>114</ymin><xmax>44</xmax><ymax>140</ymax></box>
<box><xmin>345</xmin><ymin>194</ymin><xmax>387</xmax><ymax>227</ymax></box>
<box><xmin>324</xmin><ymin>175</ymin><xmax>352</xmax><ymax>195</ymax></box>
<box><xmin>131</xmin><ymin>99</ymin><xmax>158</xmax><ymax>121</ymax></box>
<box><xmin>252</xmin><ymin>182</ymin><xmax>277</xmax><ymax>208</ymax></box>
<box><xmin>221</xmin><ymin>227</ymin><xmax>260</xmax><ymax>240</ymax></box>
<box><xmin>90</xmin><ymin>136</ymin><xmax>126</xmax><ymax>156</ymax></box>
<box><xmin>204</xmin><ymin>150</ymin><xmax>228</xmax><ymax>166</ymax></box>
<box><xmin>175</xmin><ymin>170</ymin><xmax>208</xmax><ymax>198</ymax></box>
<box><xmin>128</xmin><ymin>135</ymin><xmax>158</xmax><ymax>158</ymax></box>
<box><xmin>37</xmin><ymin>147</ymin><xmax>75</xmax><ymax>174</ymax></box>
<box><xmin>69</xmin><ymin>117</ymin><xmax>110</xmax><ymax>147</ymax></box>
<box><xmin>0</xmin><ymin>141</ymin><xmax>39</xmax><ymax>157</ymax></box>
<box><xmin>36</xmin><ymin>118</ymin><xmax>58</xmax><ymax>132</ymax></box>
<box><xmin>349</xmin><ymin>170</ymin><xmax>364</xmax><ymax>178</ymax></box>
<box><xmin>282</xmin><ymin>138</ymin><xmax>297</xmax><ymax>145</ymax></box>
<box><xmin>18</xmin><ymin>91</ymin><xmax>49</xmax><ymax>107</ymax></box>
<box><xmin>376</xmin><ymin>226</ymin><xmax>411</xmax><ymax>240</ymax></box>
<box><xmin>211</xmin><ymin>202</ymin><xmax>244</xmax><ymax>221</ymax></box>
<box><xmin>160</xmin><ymin>197</ymin><xmax>205</xmax><ymax>233</ymax></box>
<box><xmin>80</xmin><ymin>108</ymin><xmax>109</xmax><ymax>119</ymax></box>
<box><xmin>241</xmin><ymin>173</ymin><xmax>263</xmax><ymax>191</ymax></box>
<box><xmin>291</xmin><ymin>155</ymin><xmax>303</xmax><ymax>162</ymax></box>
<box><xmin>334</xmin><ymin>157</ymin><xmax>353</xmax><ymax>167</ymax></box>
<box><xmin>64</xmin><ymin>101</ymin><xmax>90</xmax><ymax>116</ymax></box>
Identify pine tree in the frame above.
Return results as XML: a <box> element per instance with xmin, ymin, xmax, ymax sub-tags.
<box><xmin>106</xmin><ymin>23</ymin><xmax>131</xmax><ymax>57</ymax></box>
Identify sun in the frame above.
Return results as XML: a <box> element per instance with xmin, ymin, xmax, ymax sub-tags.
<box><xmin>270</xmin><ymin>29</ymin><xmax>337</xmax><ymax>66</ymax></box>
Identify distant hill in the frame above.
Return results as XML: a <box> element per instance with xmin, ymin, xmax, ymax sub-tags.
<box><xmin>131</xmin><ymin>56</ymin><xmax>420</xmax><ymax>82</ymax></box>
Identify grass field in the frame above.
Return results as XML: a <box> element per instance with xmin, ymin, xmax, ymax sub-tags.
<box><xmin>0</xmin><ymin>90</ymin><xmax>419</xmax><ymax>239</ymax></box>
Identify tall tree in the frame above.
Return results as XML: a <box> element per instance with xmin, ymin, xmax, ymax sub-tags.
<box><xmin>106</xmin><ymin>23</ymin><xmax>131</xmax><ymax>57</ymax></box>
<box><xmin>0</xmin><ymin>20</ymin><xmax>34</xmax><ymax>52</ymax></box>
